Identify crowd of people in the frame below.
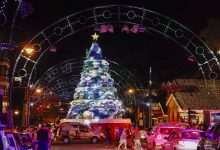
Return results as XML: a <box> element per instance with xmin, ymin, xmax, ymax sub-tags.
<box><xmin>12</xmin><ymin>120</ymin><xmax>220</xmax><ymax>150</ymax></box>
<box><xmin>12</xmin><ymin>123</ymin><xmax>53</xmax><ymax>150</ymax></box>
<box><xmin>104</xmin><ymin>125</ymin><xmax>144</xmax><ymax>150</ymax></box>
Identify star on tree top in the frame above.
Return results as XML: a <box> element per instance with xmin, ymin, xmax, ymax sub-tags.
<box><xmin>91</xmin><ymin>32</ymin><xmax>99</xmax><ymax>41</ymax></box>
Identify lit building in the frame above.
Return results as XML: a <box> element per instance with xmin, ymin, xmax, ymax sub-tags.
<box><xmin>163</xmin><ymin>79</ymin><xmax>220</xmax><ymax>127</ymax></box>
<box><xmin>0</xmin><ymin>57</ymin><xmax>10</xmax><ymax>124</ymax></box>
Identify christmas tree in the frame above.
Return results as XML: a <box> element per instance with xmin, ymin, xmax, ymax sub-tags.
<box><xmin>66</xmin><ymin>42</ymin><xmax>124</xmax><ymax>119</ymax></box>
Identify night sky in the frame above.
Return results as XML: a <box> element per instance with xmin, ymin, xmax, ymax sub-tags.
<box><xmin>7</xmin><ymin>0</ymin><xmax>220</xmax><ymax>85</ymax></box>
<box><xmin>2</xmin><ymin>0</ymin><xmax>220</xmax><ymax>120</ymax></box>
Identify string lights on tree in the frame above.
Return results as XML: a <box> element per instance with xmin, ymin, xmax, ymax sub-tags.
<box><xmin>66</xmin><ymin>35</ymin><xmax>125</xmax><ymax>119</ymax></box>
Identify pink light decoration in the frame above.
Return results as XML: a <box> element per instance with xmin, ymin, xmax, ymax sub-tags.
<box><xmin>122</xmin><ymin>25</ymin><xmax>145</xmax><ymax>33</ymax></box>
<box><xmin>187</xmin><ymin>55</ymin><xmax>195</xmax><ymax>62</ymax></box>
<box><xmin>50</xmin><ymin>46</ymin><xmax>57</xmax><ymax>52</ymax></box>
<box><xmin>100</xmin><ymin>25</ymin><xmax>108</xmax><ymax>33</ymax></box>
<box><xmin>130</xmin><ymin>25</ymin><xmax>139</xmax><ymax>33</ymax></box>
<box><xmin>107</xmin><ymin>25</ymin><xmax>114</xmax><ymax>33</ymax></box>
<box><xmin>94</xmin><ymin>25</ymin><xmax>114</xmax><ymax>33</ymax></box>
<box><xmin>95</xmin><ymin>24</ymin><xmax>145</xmax><ymax>33</ymax></box>
<box><xmin>121</xmin><ymin>25</ymin><xmax>130</xmax><ymax>33</ymax></box>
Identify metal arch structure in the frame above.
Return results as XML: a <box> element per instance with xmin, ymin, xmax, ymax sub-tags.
<box><xmin>0</xmin><ymin>0</ymin><xmax>22</xmax><ymax>49</ymax></box>
<box><xmin>12</xmin><ymin>5</ymin><xmax>220</xmax><ymax>88</ymax></box>
<box><xmin>34</xmin><ymin>58</ymin><xmax>144</xmax><ymax>104</ymax></box>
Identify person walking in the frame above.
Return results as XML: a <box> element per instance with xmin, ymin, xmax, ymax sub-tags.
<box><xmin>134</xmin><ymin>127</ymin><xmax>142</xmax><ymax>150</ymax></box>
<box><xmin>118</xmin><ymin>129</ymin><xmax>128</xmax><ymax>150</ymax></box>
<box><xmin>37</xmin><ymin>123</ymin><xmax>51</xmax><ymax>150</ymax></box>
<box><xmin>115</xmin><ymin>127</ymin><xmax>123</xmax><ymax>148</ymax></box>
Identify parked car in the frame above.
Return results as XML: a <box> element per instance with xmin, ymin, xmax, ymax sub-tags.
<box><xmin>5</xmin><ymin>133</ymin><xmax>20</xmax><ymax>150</ymax></box>
<box><xmin>5</xmin><ymin>131</ymin><xmax>33</xmax><ymax>150</ymax></box>
<box><xmin>0</xmin><ymin>125</ymin><xmax>15</xmax><ymax>150</ymax></box>
<box><xmin>197</xmin><ymin>122</ymin><xmax>220</xmax><ymax>150</ymax></box>
<box><xmin>163</xmin><ymin>128</ymin><xmax>205</xmax><ymax>150</ymax></box>
<box><xmin>57</xmin><ymin>122</ymin><xmax>102</xmax><ymax>144</ymax></box>
<box><xmin>146</xmin><ymin>122</ymin><xmax>190</xmax><ymax>150</ymax></box>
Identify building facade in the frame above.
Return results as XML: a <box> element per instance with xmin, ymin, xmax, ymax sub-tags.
<box><xmin>164</xmin><ymin>79</ymin><xmax>220</xmax><ymax>127</ymax></box>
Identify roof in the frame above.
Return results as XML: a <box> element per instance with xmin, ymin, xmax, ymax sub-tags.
<box><xmin>170</xmin><ymin>79</ymin><xmax>220</xmax><ymax>110</ymax></box>
<box><xmin>158</xmin><ymin>122</ymin><xmax>190</xmax><ymax>128</ymax></box>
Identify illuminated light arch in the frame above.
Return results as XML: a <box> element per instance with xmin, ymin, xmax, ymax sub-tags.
<box><xmin>33</xmin><ymin>58</ymin><xmax>144</xmax><ymax>105</ymax></box>
<box><xmin>12</xmin><ymin>5</ymin><xmax>220</xmax><ymax>88</ymax></box>
<box><xmin>0</xmin><ymin>0</ymin><xmax>23</xmax><ymax>47</ymax></box>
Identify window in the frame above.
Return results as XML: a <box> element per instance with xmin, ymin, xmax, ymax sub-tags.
<box><xmin>211</xmin><ymin>113</ymin><xmax>220</xmax><ymax>126</ymax></box>
<box><xmin>182</xmin><ymin>131</ymin><xmax>204</xmax><ymax>139</ymax></box>
<box><xmin>160</xmin><ymin>128</ymin><xmax>179</xmax><ymax>135</ymax></box>
<box><xmin>80</xmin><ymin>125</ymin><xmax>90</xmax><ymax>133</ymax></box>
<box><xmin>2</xmin><ymin>133</ymin><xmax>9</xmax><ymax>149</ymax></box>
<box><xmin>13</xmin><ymin>133</ymin><xmax>22</xmax><ymax>145</ymax></box>
<box><xmin>170</xmin><ymin>132</ymin><xmax>179</xmax><ymax>139</ymax></box>
<box><xmin>8</xmin><ymin>137</ymin><xmax>15</xmax><ymax>147</ymax></box>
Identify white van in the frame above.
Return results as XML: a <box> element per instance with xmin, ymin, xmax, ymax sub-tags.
<box><xmin>57</xmin><ymin>122</ymin><xmax>102</xmax><ymax>144</ymax></box>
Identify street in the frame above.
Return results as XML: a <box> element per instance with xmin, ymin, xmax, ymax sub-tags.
<box><xmin>51</xmin><ymin>141</ymin><xmax>146</xmax><ymax>150</ymax></box>
<box><xmin>51</xmin><ymin>143</ymin><xmax>120</xmax><ymax>150</ymax></box>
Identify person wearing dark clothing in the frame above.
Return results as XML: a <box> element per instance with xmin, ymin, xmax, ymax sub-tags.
<box><xmin>209</xmin><ymin>121</ymin><xmax>220</xmax><ymax>140</ymax></box>
<box><xmin>105</xmin><ymin>126</ymin><xmax>112</xmax><ymax>147</ymax></box>
<box><xmin>37</xmin><ymin>123</ymin><xmax>51</xmax><ymax>150</ymax></box>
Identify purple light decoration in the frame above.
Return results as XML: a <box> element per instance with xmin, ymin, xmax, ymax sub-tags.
<box><xmin>138</xmin><ymin>26</ymin><xmax>145</xmax><ymax>33</ymax></box>
<box><xmin>0</xmin><ymin>89</ymin><xmax>4</xmax><ymax>95</ymax></box>
<box><xmin>20</xmin><ymin>0</ymin><xmax>34</xmax><ymax>18</ymax></box>
<box><xmin>94</xmin><ymin>26</ymin><xmax>99</xmax><ymax>31</ymax></box>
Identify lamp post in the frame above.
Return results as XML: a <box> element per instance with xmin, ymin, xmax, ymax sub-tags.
<box><xmin>127</xmin><ymin>88</ymin><xmax>147</xmax><ymax>127</ymax></box>
<box><xmin>127</xmin><ymin>88</ymin><xmax>136</xmax><ymax>126</ymax></box>
<box><xmin>148</xmin><ymin>66</ymin><xmax>152</xmax><ymax>128</ymax></box>
<box><xmin>25</xmin><ymin>87</ymin><xmax>43</xmax><ymax>126</ymax></box>
<box><xmin>20</xmin><ymin>46</ymin><xmax>35</xmax><ymax>127</ymax></box>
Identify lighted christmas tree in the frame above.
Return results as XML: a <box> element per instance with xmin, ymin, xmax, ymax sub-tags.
<box><xmin>66</xmin><ymin>42</ymin><xmax>124</xmax><ymax>119</ymax></box>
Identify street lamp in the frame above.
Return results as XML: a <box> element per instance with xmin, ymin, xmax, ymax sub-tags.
<box><xmin>128</xmin><ymin>89</ymin><xmax>134</xmax><ymax>94</ymax></box>
<box><xmin>127</xmin><ymin>88</ymin><xmax>137</xmax><ymax>126</ymax></box>
<box><xmin>148</xmin><ymin>66</ymin><xmax>152</xmax><ymax>128</ymax></box>
<box><xmin>23</xmin><ymin>47</ymin><xmax>34</xmax><ymax>55</ymax></box>
<box><xmin>14</xmin><ymin>109</ymin><xmax>19</xmax><ymax>116</ymax></box>
<box><xmin>35</xmin><ymin>88</ymin><xmax>42</xmax><ymax>94</ymax></box>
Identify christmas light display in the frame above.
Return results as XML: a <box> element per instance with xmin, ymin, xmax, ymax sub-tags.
<box><xmin>13</xmin><ymin>5</ymin><xmax>219</xmax><ymax>88</ymax></box>
<box><xmin>66</xmin><ymin>42</ymin><xmax>125</xmax><ymax>119</ymax></box>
